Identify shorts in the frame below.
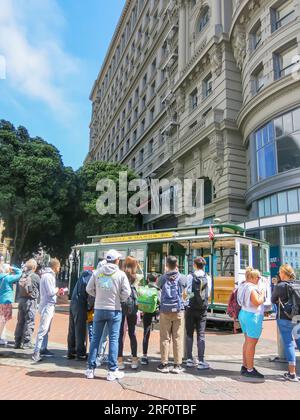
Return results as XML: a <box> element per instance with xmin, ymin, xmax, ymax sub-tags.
<box><xmin>239</xmin><ymin>309</ymin><xmax>264</xmax><ymax>340</ymax></box>
<box><xmin>0</xmin><ymin>304</ymin><xmax>13</xmax><ymax>322</ymax></box>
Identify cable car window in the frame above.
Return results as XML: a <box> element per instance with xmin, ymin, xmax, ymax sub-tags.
<box><xmin>240</xmin><ymin>244</ymin><xmax>250</xmax><ymax>270</ymax></box>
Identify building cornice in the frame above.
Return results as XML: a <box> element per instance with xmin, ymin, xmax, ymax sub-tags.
<box><xmin>237</xmin><ymin>76</ymin><xmax>300</xmax><ymax>140</ymax></box>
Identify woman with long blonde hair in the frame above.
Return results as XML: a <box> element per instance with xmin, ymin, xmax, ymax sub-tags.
<box><xmin>272</xmin><ymin>264</ymin><xmax>300</xmax><ymax>382</ymax></box>
<box><xmin>237</xmin><ymin>267</ymin><xmax>266</xmax><ymax>380</ymax></box>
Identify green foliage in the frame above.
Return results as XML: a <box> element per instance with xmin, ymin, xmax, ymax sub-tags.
<box><xmin>75</xmin><ymin>160</ymin><xmax>138</xmax><ymax>243</ymax></box>
<box><xmin>0</xmin><ymin>120</ymin><xmax>78</xmax><ymax>262</ymax></box>
<box><xmin>0</xmin><ymin>119</ymin><xmax>139</xmax><ymax>263</ymax></box>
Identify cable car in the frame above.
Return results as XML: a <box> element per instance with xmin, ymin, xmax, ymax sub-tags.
<box><xmin>69</xmin><ymin>224</ymin><xmax>272</xmax><ymax>321</ymax></box>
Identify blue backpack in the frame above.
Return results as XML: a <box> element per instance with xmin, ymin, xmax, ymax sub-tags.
<box><xmin>160</xmin><ymin>274</ymin><xmax>183</xmax><ymax>313</ymax></box>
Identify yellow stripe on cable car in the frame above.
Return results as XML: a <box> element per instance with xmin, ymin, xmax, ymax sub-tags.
<box><xmin>100</xmin><ymin>232</ymin><xmax>175</xmax><ymax>244</ymax></box>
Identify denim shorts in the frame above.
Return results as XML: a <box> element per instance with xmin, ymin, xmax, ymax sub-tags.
<box><xmin>239</xmin><ymin>309</ymin><xmax>264</xmax><ymax>339</ymax></box>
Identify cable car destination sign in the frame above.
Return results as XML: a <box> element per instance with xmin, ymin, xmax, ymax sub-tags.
<box><xmin>100</xmin><ymin>232</ymin><xmax>175</xmax><ymax>244</ymax></box>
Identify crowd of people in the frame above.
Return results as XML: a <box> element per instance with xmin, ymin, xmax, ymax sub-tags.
<box><xmin>0</xmin><ymin>251</ymin><xmax>299</xmax><ymax>384</ymax></box>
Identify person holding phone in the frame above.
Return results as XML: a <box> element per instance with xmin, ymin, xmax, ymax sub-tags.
<box><xmin>238</xmin><ymin>267</ymin><xmax>266</xmax><ymax>380</ymax></box>
<box><xmin>0</xmin><ymin>264</ymin><xmax>22</xmax><ymax>346</ymax></box>
<box><xmin>32</xmin><ymin>258</ymin><xmax>62</xmax><ymax>362</ymax></box>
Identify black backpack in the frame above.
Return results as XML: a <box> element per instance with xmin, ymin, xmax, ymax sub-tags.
<box><xmin>281</xmin><ymin>282</ymin><xmax>300</xmax><ymax>319</ymax></box>
<box><xmin>122</xmin><ymin>286</ymin><xmax>138</xmax><ymax>316</ymax></box>
<box><xmin>189</xmin><ymin>273</ymin><xmax>208</xmax><ymax>312</ymax></box>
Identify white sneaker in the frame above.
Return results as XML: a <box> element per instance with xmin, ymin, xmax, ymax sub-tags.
<box><xmin>0</xmin><ymin>339</ymin><xmax>8</xmax><ymax>346</ymax></box>
<box><xmin>186</xmin><ymin>359</ymin><xmax>195</xmax><ymax>368</ymax></box>
<box><xmin>85</xmin><ymin>369</ymin><xmax>95</xmax><ymax>379</ymax></box>
<box><xmin>198</xmin><ymin>361</ymin><xmax>210</xmax><ymax>370</ymax></box>
<box><xmin>107</xmin><ymin>370</ymin><xmax>125</xmax><ymax>382</ymax></box>
<box><xmin>131</xmin><ymin>358</ymin><xmax>139</xmax><ymax>370</ymax></box>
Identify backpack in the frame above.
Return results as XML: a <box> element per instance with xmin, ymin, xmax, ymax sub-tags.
<box><xmin>19</xmin><ymin>273</ymin><xmax>34</xmax><ymax>299</ymax></box>
<box><xmin>122</xmin><ymin>286</ymin><xmax>138</xmax><ymax>316</ymax></box>
<box><xmin>160</xmin><ymin>274</ymin><xmax>183</xmax><ymax>313</ymax></box>
<box><xmin>189</xmin><ymin>274</ymin><xmax>208</xmax><ymax>312</ymax></box>
<box><xmin>280</xmin><ymin>282</ymin><xmax>300</xmax><ymax>320</ymax></box>
<box><xmin>137</xmin><ymin>286</ymin><xmax>158</xmax><ymax>314</ymax></box>
<box><xmin>227</xmin><ymin>289</ymin><xmax>241</xmax><ymax>320</ymax></box>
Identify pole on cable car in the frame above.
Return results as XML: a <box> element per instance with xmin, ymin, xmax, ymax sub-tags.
<box><xmin>209</xmin><ymin>226</ymin><xmax>215</xmax><ymax>317</ymax></box>
<box><xmin>184</xmin><ymin>241</ymin><xmax>193</xmax><ymax>361</ymax></box>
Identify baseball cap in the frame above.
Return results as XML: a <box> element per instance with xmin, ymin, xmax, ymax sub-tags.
<box><xmin>105</xmin><ymin>250</ymin><xmax>122</xmax><ymax>262</ymax></box>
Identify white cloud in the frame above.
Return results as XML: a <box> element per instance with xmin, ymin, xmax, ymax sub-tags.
<box><xmin>0</xmin><ymin>0</ymin><xmax>80</xmax><ymax>118</ymax></box>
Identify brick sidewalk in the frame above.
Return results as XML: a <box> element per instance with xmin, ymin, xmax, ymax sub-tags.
<box><xmin>0</xmin><ymin>310</ymin><xmax>299</xmax><ymax>400</ymax></box>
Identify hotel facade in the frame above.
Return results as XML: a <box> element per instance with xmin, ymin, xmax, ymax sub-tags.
<box><xmin>88</xmin><ymin>0</ymin><xmax>300</xmax><ymax>276</ymax></box>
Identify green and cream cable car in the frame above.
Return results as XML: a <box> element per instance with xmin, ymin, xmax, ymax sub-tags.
<box><xmin>69</xmin><ymin>224</ymin><xmax>272</xmax><ymax>321</ymax></box>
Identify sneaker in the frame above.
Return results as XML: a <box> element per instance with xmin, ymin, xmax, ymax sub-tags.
<box><xmin>67</xmin><ymin>353</ymin><xmax>76</xmax><ymax>360</ymax></box>
<box><xmin>85</xmin><ymin>369</ymin><xmax>95</xmax><ymax>380</ymax></box>
<box><xmin>242</xmin><ymin>369</ymin><xmax>265</xmax><ymax>380</ymax></box>
<box><xmin>157</xmin><ymin>363</ymin><xmax>170</xmax><ymax>373</ymax></box>
<box><xmin>172</xmin><ymin>365</ymin><xmax>184</xmax><ymax>374</ymax></box>
<box><xmin>241</xmin><ymin>366</ymin><xmax>247</xmax><ymax>375</ymax></box>
<box><xmin>0</xmin><ymin>339</ymin><xmax>8</xmax><ymax>346</ymax></box>
<box><xmin>131</xmin><ymin>358</ymin><xmax>139</xmax><ymax>370</ymax></box>
<box><xmin>40</xmin><ymin>349</ymin><xmax>55</xmax><ymax>358</ymax></box>
<box><xmin>22</xmin><ymin>343</ymin><xmax>34</xmax><ymax>350</ymax></box>
<box><xmin>186</xmin><ymin>359</ymin><xmax>195</xmax><ymax>368</ymax></box>
<box><xmin>118</xmin><ymin>357</ymin><xmax>125</xmax><ymax>370</ymax></box>
<box><xmin>198</xmin><ymin>361</ymin><xmax>210</xmax><ymax>371</ymax></box>
<box><xmin>32</xmin><ymin>353</ymin><xmax>43</xmax><ymax>363</ymax></box>
<box><xmin>76</xmin><ymin>355</ymin><xmax>87</xmax><ymax>361</ymax></box>
<box><xmin>14</xmin><ymin>343</ymin><xmax>22</xmax><ymax>350</ymax></box>
<box><xmin>141</xmin><ymin>356</ymin><xmax>149</xmax><ymax>366</ymax></box>
<box><xmin>284</xmin><ymin>373</ymin><xmax>299</xmax><ymax>383</ymax></box>
<box><xmin>107</xmin><ymin>370</ymin><xmax>125</xmax><ymax>382</ymax></box>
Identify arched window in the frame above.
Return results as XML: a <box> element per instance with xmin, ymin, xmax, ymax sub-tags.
<box><xmin>198</xmin><ymin>6</ymin><xmax>210</xmax><ymax>32</ymax></box>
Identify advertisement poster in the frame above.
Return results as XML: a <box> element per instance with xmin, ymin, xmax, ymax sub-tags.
<box><xmin>83</xmin><ymin>252</ymin><xmax>95</xmax><ymax>271</ymax></box>
<box><xmin>282</xmin><ymin>245</ymin><xmax>300</xmax><ymax>278</ymax></box>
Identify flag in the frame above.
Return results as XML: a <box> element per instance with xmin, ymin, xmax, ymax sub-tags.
<box><xmin>209</xmin><ymin>225</ymin><xmax>215</xmax><ymax>241</ymax></box>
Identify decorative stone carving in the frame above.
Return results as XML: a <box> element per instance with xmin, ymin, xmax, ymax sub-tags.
<box><xmin>209</xmin><ymin>45</ymin><xmax>223</xmax><ymax>77</ymax></box>
<box><xmin>232</xmin><ymin>25</ymin><xmax>247</xmax><ymax>70</ymax></box>
<box><xmin>201</xmin><ymin>132</ymin><xmax>225</xmax><ymax>189</ymax></box>
<box><xmin>176</xmin><ymin>87</ymin><xmax>186</xmax><ymax>115</ymax></box>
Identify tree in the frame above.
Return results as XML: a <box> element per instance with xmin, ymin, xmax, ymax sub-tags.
<box><xmin>75</xmin><ymin>160</ymin><xmax>138</xmax><ymax>243</ymax></box>
<box><xmin>0</xmin><ymin>119</ymin><xmax>140</xmax><ymax>264</ymax></box>
<box><xmin>0</xmin><ymin>120</ymin><xmax>78</xmax><ymax>263</ymax></box>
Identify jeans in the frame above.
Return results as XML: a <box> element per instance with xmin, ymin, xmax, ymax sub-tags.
<box><xmin>185</xmin><ymin>309</ymin><xmax>207</xmax><ymax>362</ymax></box>
<box><xmin>34</xmin><ymin>304</ymin><xmax>55</xmax><ymax>354</ymax></box>
<box><xmin>88</xmin><ymin>321</ymin><xmax>109</xmax><ymax>356</ymax></box>
<box><xmin>118</xmin><ymin>313</ymin><xmax>138</xmax><ymax>358</ymax></box>
<box><xmin>277</xmin><ymin>319</ymin><xmax>300</xmax><ymax>366</ymax></box>
<box><xmin>88</xmin><ymin>310</ymin><xmax>122</xmax><ymax>372</ymax></box>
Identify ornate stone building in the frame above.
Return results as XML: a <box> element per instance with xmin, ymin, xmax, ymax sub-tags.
<box><xmin>88</xmin><ymin>0</ymin><xmax>300</xmax><ymax>272</ymax></box>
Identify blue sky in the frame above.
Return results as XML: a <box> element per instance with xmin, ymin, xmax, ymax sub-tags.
<box><xmin>0</xmin><ymin>0</ymin><xmax>126</xmax><ymax>169</ymax></box>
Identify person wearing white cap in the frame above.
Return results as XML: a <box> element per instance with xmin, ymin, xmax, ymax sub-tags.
<box><xmin>85</xmin><ymin>249</ymin><xmax>131</xmax><ymax>381</ymax></box>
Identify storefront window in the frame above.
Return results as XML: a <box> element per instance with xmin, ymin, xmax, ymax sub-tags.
<box><xmin>283</xmin><ymin>225</ymin><xmax>300</xmax><ymax>277</ymax></box>
<box><xmin>265</xmin><ymin>227</ymin><xmax>281</xmax><ymax>247</ymax></box>
<box><xmin>259</xmin><ymin>189</ymin><xmax>300</xmax><ymax>218</ymax></box>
